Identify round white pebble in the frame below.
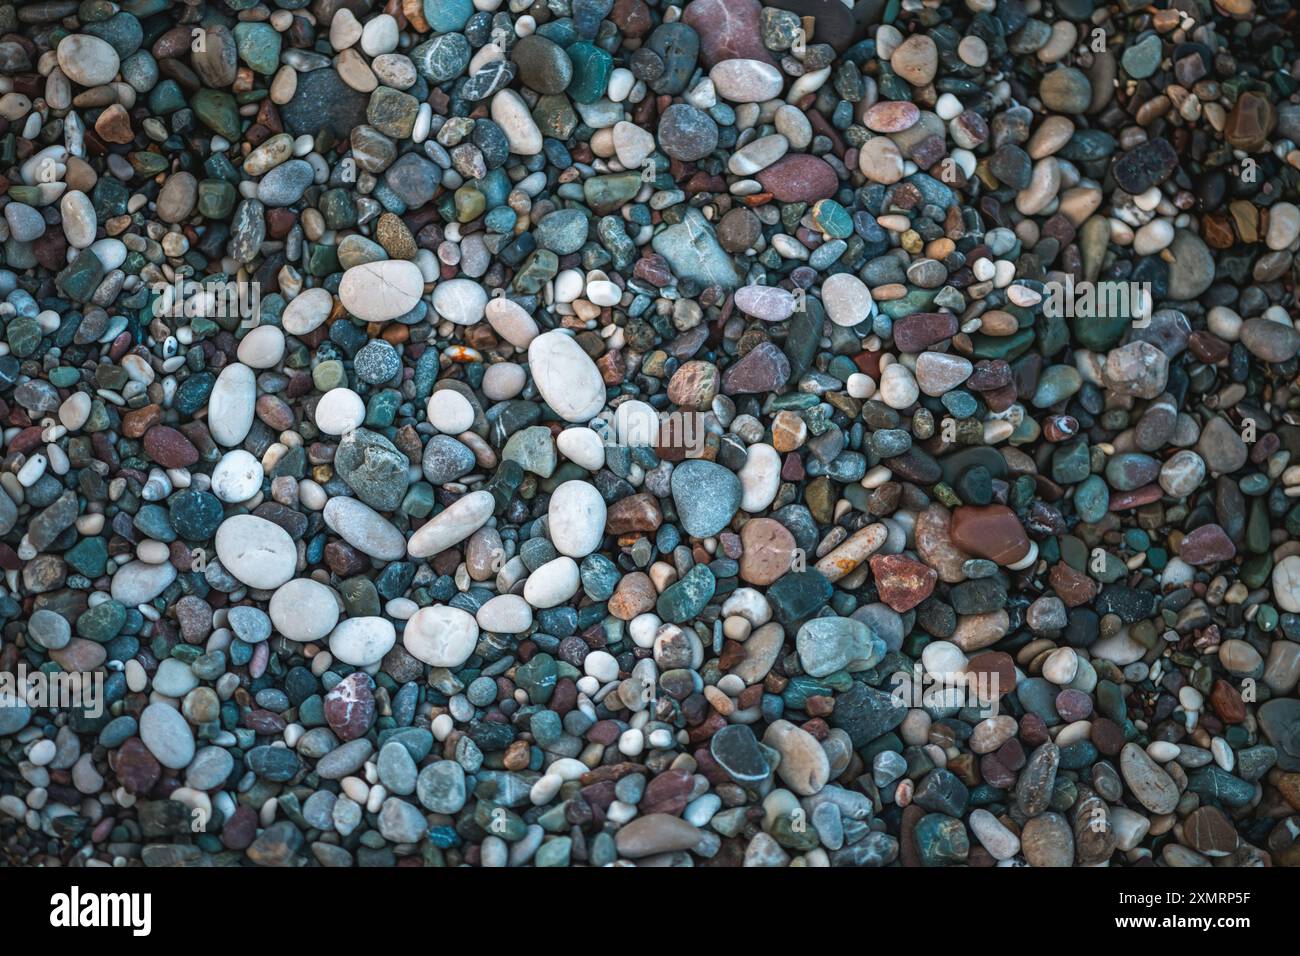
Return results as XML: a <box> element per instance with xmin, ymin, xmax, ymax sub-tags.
<box><xmin>315</xmin><ymin>388</ymin><xmax>366</xmax><ymax>435</ymax></box>
<box><xmin>403</xmin><ymin>604</ymin><xmax>479</xmax><ymax>667</ymax></box>
<box><xmin>211</xmin><ymin>450</ymin><xmax>263</xmax><ymax>502</ymax></box>
<box><xmin>427</xmin><ymin>390</ymin><xmax>475</xmax><ymax>434</ymax></box>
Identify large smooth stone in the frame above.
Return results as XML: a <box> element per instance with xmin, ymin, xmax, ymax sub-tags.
<box><xmin>949</xmin><ymin>504</ymin><xmax>1030</xmax><ymax>566</ymax></box>
<box><xmin>476</xmin><ymin>594</ymin><xmax>533</xmax><ymax>633</ymax></box>
<box><xmin>490</xmin><ymin>89</ymin><xmax>544</xmax><ymax>154</ymax></box>
<box><xmin>527</xmin><ymin>330</ymin><xmax>607</xmax><ymax>423</ymax></box>
<box><xmin>614</xmin><ymin>813</ymin><xmax>702</xmax><ymax>858</ymax></box>
<box><xmin>270</xmin><ymin>578</ymin><xmax>340</xmax><ymax>641</ymax></box>
<box><xmin>329</xmin><ymin>617</ymin><xmax>397</xmax><ymax>667</ymax></box>
<box><xmin>214</xmin><ymin>514</ymin><xmax>297</xmax><ymax>590</ymax></box>
<box><xmin>737</xmin><ymin>442</ymin><xmax>781</xmax><ymax>512</ymax></box>
<box><xmin>207</xmin><ymin>363</ymin><xmax>256</xmax><ymax>447</ymax></box>
<box><xmin>763</xmin><ymin>719</ymin><xmax>830</xmax><ymax>795</ymax></box>
<box><xmin>403</xmin><ymin>604</ymin><xmax>479</xmax><ymax>667</ymax></box>
<box><xmin>211</xmin><ymin>450</ymin><xmax>264</xmax><ymax>502</ymax></box>
<box><xmin>407</xmin><ymin>490</ymin><xmax>495</xmax><ymax>558</ymax></box>
<box><xmin>110</xmin><ymin>560</ymin><xmax>177</xmax><ymax>605</ymax></box>
<box><xmin>57</xmin><ymin>34</ymin><xmax>121</xmax><ymax>87</ymax></box>
<box><xmin>547</xmin><ymin>480</ymin><xmax>606</xmax><ymax>558</ymax></box>
<box><xmin>281</xmin><ymin>287</ymin><xmax>334</xmax><ymax>335</ymax></box>
<box><xmin>485</xmin><ymin>297</ymin><xmax>539</xmax><ymax>348</ymax></box>
<box><xmin>339</xmin><ymin>260</ymin><xmax>425</xmax><ymax>322</ymax></box>
<box><xmin>323</xmin><ymin>496</ymin><xmax>406</xmax><ymax>561</ymax></box>
<box><xmin>796</xmin><ymin>616</ymin><xmax>878</xmax><ymax>677</ymax></box>
<box><xmin>670</xmin><ymin>459</ymin><xmax>742</xmax><ymax>537</ymax></box>
<box><xmin>709</xmin><ymin>59</ymin><xmax>784</xmax><ymax>102</ymax></box>
<box><xmin>431</xmin><ymin>278</ymin><xmax>488</xmax><ymax>325</ymax></box>
<box><xmin>139</xmin><ymin>703</ymin><xmax>195</xmax><ymax>770</ymax></box>
<box><xmin>523</xmin><ymin>556</ymin><xmax>581</xmax><ymax>608</ymax></box>
<box><xmin>1119</xmin><ymin>742</ymin><xmax>1180</xmax><ymax>814</ymax></box>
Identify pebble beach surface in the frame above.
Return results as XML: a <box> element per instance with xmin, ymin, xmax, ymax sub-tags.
<box><xmin>1</xmin><ymin>0</ymin><xmax>1299</xmax><ymax>870</ymax></box>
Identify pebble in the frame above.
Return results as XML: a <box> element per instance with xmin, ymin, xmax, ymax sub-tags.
<box><xmin>57</xmin><ymin>35</ymin><xmax>121</xmax><ymax>88</ymax></box>
<box><xmin>432</xmin><ymin>279</ymin><xmax>488</xmax><ymax>326</ymax></box>
<box><xmin>339</xmin><ymin>261</ymin><xmax>425</xmax><ymax>322</ymax></box>
<box><xmin>215</xmin><ymin>515</ymin><xmax>297</xmax><ymax>590</ymax></box>
<box><xmin>528</xmin><ymin>331</ymin><xmax>607</xmax><ymax>423</ymax></box>
<box><xmin>139</xmin><ymin>703</ymin><xmax>195</xmax><ymax>771</ymax></box>
<box><xmin>1239</xmin><ymin>317</ymin><xmax>1300</xmax><ymax>363</ymax></box>
<box><xmin>484</xmin><ymin>299</ymin><xmax>540</xmax><ymax>348</ymax></box>
<box><xmin>523</xmin><ymin>556</ymin><xmax>581</xmax><ymax>608</ymax></box>
<box><xmin>709</xmin><ymin>59</ymin><xmax>784</xmax><ymax>102</ymax></box>
<box><xmin>315</xmin><ymin>388</ymin><xmax>367</xmax><ymax>436</ymax></box>
<box><xmin>890</xmin><ymin>35</ymin><xmax>938</xmax><ymax>86</ymax></box>
<box><xmin>763</xmin><ymin>720</ymin><xmax>829</xmax><ymax>795</ymax></box>
<box><xmin>427</xmin><ymin>390</ymin><xmax>475</xmax><ymax>434</ymax></box>
<box><xmin>269</xmin><ymin>579</ymin><xmax>340</xmax><ymax>643</ymax></box>
<box><xmin>282</xmin><ymin>288</ymin><xmax>334</xmax><ymax>335</ymax></box>
<box><xmin>329</xmin><ymin>617</ymin><xmax>396</xmax><ymax>668</ymax></box>
<box><xmin>491</xmin><ymin>90</ymin><xmax>544</xmax><ymax>155</ymax></box>
<box><xmin>1273</xmin><ymin>556</ymin><xmax>1300</xmax><ymax>614</ymax></box>
<box><xmin>324</xmin><ymin>497</ymin><xmax>406</xmax><ymax>561</ymax></box>
<box><xmin>407</xmin><ymin>490</ymin><xmax>495</xmax><ymax>559</ymax></box>
<box><xmin>658</xmin><ymin>104</ymin><xmax>719</xmax><ymax>161</ymax></box>
<box><xmin>548</xmin><ymin>480</ymin><xmax>607</xmax><ymax>558</ymax></box>
<box><xmin>821</xmin><ymin>273</ymin><xmax>874</xmax><ymax>328</ymax></box>
<box><xmin>796</xmin><ymin>617</ymin><xmax>877</xmax><ymax>678</ymax></box>
<box><xmin>1120</xmin><ymin>743</ymin><xmax>1181</xmax><ymax>814</ymax></box>
<box><xmin>671</xmin><ymin>460</ymin><xmax>742</xmax><ymax>537</ymax></box>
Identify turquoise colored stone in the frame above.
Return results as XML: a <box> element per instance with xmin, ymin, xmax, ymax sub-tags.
<box><xmin>191</xmin><ymin>88</ymin><xmax>242</xmax><ymax>140</ymax></box>
<box><xmin>811</xmin><ymin>199</ymin><xmax>853</xmax><ymax>238</ymax></box>
<box><xmin>423</xmin><ymin>0</ymin><xmax>473</xmax><ymax>32</ymax></box>
<box><xmin>656</xmin><ymin>564</ymin><xmax>716</xmax><ymax>624</ymax></box>
<box><xmin>566</xmin><ymin>42</ymin><xmax>613</xmax><ymax>104</ymax></box>
<box><xmin>77</xmin><ymin>601</ymin><xmax>127</xmax><ymax>643</ymax></box>
<box><xmin>65</xmin><ymin>537</ymin><xmax>109</xmax><ymax>577</ymax></box>
<box><xmin>914</xmin><ymin>813</ymin><xmax>969</xmax><ymax>866</ymax></box>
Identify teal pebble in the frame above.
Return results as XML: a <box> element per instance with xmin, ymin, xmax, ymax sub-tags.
<box><xmin>423</xmin><ymin>0</ymin><xmax>473</xmax><ymax>33</ymax></box>
<box><xmin>233</xmin><ymin>22</ymin><xmax>281</xmax><ymax>75</ymax></box>
<box><xmin>566</xmin><ymin>42</ymin><xmax>613</xmax><ymax>104</ymax></box>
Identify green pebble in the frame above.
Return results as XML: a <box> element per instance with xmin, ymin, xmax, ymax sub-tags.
<box><xmin>197</xmin><ymin>179</ymin><xmax>237</xmax><ymax>219</ymax></box>
<box><xmin>812</xmin><ymin>199</ymin><xmax>853</xmax><ymax>239</ymax></box>
<box><xmin>191</xmin><ymin>88</ymin><xmax>241</xmax><ymax>141</ymax></box>
<box><xmin>1031</xmin><ymin>364</ymin><xmax>1082</xmax><ymax>407</ymax></box>
<box><xmin>64</xmin><ymin>537</ymin><xmax>108</xmax><ymax>577</ymax></box>
<box><xmin>566</xmin><ymin>41</ymin><xmax>612</xmax><ymax>104</ymax></box>
<box><xmin>234</xmin><ymin>22</ymin><xmax>282</xmax><ymax>75</ymax></box>
<box><xmin>1051</xmin><ymin>439</ymin><xmax>1091</xmax><ymax>485</ymax></box>
<box><xmin>56</xmin><ymin>251</ymin><xmax>105</xmax><ymax>302</ymax></box>
<box><xmin>535</xmin><ymin>837</ymin><xmax>572</xmax><ymax>866</ymax></box>
<box><xmin>6</xmin><ymin>317</ymin><xmax>41</xmax><ymax>358</ymax></box>
<box><xmin>77</xmin><ymin>600</ymin><xmax>126</xmax><ymax>643</ymax></box>
<box><xmin>1121</xmin><ymin>33</ymin><xmax>1162</xmax><ymax>80</ymax></box>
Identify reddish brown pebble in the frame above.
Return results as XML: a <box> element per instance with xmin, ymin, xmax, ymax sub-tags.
<box><xmin>966</xmin><ymin>650</ymin><xmax>1016</xmax><ymax>698</ymax></box>
<box><xmin>605</xmin><ymin>492</ymin><xmax>663</xmax><ymax>533</ymax></box>
<box><xmin>142</xmin><ymin>425</ymin><xmax>200</xmax><ymax>468</ymax></box>
<box><xmin>112</xmin><ymin>738</ymin><xmax>162</xmax><ymax>796</ymax></box>
<box><xmin>949</xmin><ymin>504</ymin><xmax>1031</xmax><ymax>566</ymax></box>
<box><xmin>1049</xmin><ymin>562</ymin><xmax>1098</xmax><ymax>606</ymax></box>
<box><xmin>738</xmin><ymin>517</ymin><xmax>797</xmax><ymax>586</ymax></box>
<box><xmin>323</xmin><ymin>671</ymin><xmax>375</xmax><ymax>742</ymax></box>
<box><xmin>1183</xmin><ymin>806</ymin><xmax>1238</xmax><ymax>856</ymax></box>
<box><xmin>1178</xmin><ymin>523</ymin><xmax>1237</xmax><ymax>565</ymax></box>
<box><xmin>868</xmin><ymin>553</ymin><xmax>937</xmax><ymax>611</ymax></box>
<box><xmin>755</xmin><ymin>155</ymin><xmax>839</xmax><ymax>203</ymax></box>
